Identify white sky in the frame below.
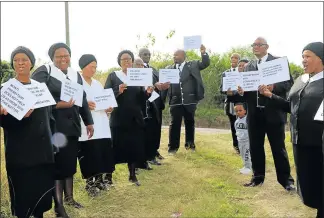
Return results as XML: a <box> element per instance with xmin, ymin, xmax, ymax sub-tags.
<box><xmin>1</xmin><ymin>2</ymin><xmax>323</xmax><ymax>71</ymax></box>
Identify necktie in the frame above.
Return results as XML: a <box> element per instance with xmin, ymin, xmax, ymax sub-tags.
<box><xmin>258</xmin><ymin>59</ymin><xmax>262</xmax><ymax>64</ymax></box>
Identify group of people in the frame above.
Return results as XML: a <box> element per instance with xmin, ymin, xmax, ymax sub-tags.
<box><xmin>0</xmin><ymin>37</ymin><xmax>323</xmax><ymax>218</ymax></box>
<box><xmin>0</xmin><ymin>42</ymin><xmax>209</xmax><ymax>218</ymax></box>
<box><xmin>221</xmin><ymin>38</ymin><xmax>323</xmax><ymax>217</ymax></box>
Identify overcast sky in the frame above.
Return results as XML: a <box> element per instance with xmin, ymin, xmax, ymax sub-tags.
<box><xmin>1</xmin><ymin>2</ymin><xmax>323</xmax><ymax>71</ymax></box>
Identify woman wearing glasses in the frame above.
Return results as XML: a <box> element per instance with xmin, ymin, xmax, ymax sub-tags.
<box><xmin>0</xmin><ymin>46</ymin><xmax>55</xmax><ymax>218</ymax></box>
<box><xmin>104</xmin><ymin>50</ymin><xmax>153</xmax><ymax>186</ymax></box>
<box><xmin>32</xmin><ymin>43</ymin><xmax>94</xmax><ymax>217</ymax></box>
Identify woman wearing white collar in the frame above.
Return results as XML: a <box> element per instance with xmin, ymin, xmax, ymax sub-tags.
<box><xmin>32</xmin><ymin>43</ymin><xmax>94</xmax><ymax>217</ymax></box>
<box><xmin>259</xmin><ymin>42</ymin><xmax>324</xmax><ymax>218</ymax></box>
<box><xmin>104</xmin><ymin>50</ymin><xmax>153</xmax><ymax>186</ymax></box>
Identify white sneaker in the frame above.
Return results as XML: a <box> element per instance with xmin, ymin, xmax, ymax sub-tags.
<box><xmin>240</xmin><ymin>168</ymin><xmax>252</xmax><ymax>175</ymax></box>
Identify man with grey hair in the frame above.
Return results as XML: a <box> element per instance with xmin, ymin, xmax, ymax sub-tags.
<box><xmin>139</xmin><ymin>48</ymin><xmax>169</xmax><ymax>164</ymax></box>
<box><xmin>220</xmin><ymin>53</ymin><xmax>241</xmax><ymax>154</ymax></box>
<box><xmin>235</xmin><ymin>37</ymin><xmax>295</xmax><ymax>191</ymax></box>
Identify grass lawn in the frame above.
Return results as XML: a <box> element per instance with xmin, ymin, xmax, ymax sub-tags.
<box><xmin>0</xmin><ymin>129</ymin><xmax>316</xmax><ymax>217</ymax></box>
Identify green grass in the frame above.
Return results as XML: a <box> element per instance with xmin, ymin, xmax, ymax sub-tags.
<box><xmin>0</xmin><ymin>130</ymin><xmax>316</xmax><ymax>217</ymax></box>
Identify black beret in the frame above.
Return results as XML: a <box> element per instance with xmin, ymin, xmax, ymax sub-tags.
<box><xmin>303</xmin><ymin>42</ymin><xmax>324</xmax><ymax>64</ymax></box>
<box><xmin>48</xmin><ymin>42</ymin><xmax>71</xmax><ymax>61</ymax></box>
<box><xmin>10</xmin><ymin>46</ymin><xmax>35</xmax><ymax>70</ymax></box>
<box><xmin>79</xmin><ymin>54</ymin><xmax>97</xmax><ymax>69</ymax></box>
<box><xmin>117</xmin><ymin>50</ymin><xmax>134</xmax><ymax>66</ymax></box>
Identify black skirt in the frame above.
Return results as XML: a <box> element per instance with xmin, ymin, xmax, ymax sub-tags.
<box><xmin>293</xmin><ymin>144</ymin><xmax>323</xmax><ymax>209</ymax></box>
<box><xmin>54</xmin><ymin>136</ymin><xmax>79</xmax><ymax>180</ymax></box>
<box><xmin>111</xmin><ymin>125</ymin><xmax>145</xmax><ymax>164</ymax></box>
<box><xmin>78</xmin><ymin>138</ymin><xmax>115</xmax><ymax>179</ymax></box>
<box><xmin>6</xmin><ymin>164</ymin><xmax>54</xmax><ymax>217</ymax></box>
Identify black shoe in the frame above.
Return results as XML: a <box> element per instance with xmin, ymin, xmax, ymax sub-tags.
<box><xmin>54</xmin><ymin>205</ymin><xmax>70</xmax><ymax>218</ymax></box>
<box><xmin>144</xmin><ymin>161</ymin><xmax>153</xmax><ymax>170</ymax></box>
<box><xmin>285</xmin><ymin>184</ymin><xmax>296</xmax><ymax>192</ymax></box>
<box><xmin>64</xmin><ymin>198</ymin><xmax>83</xmax><ymax>209</ymax></box>
<box><xmin>185</xmin><ymin>142</ymin><xmax>196</xmax><ymax>151</ymax></box>
<box><xmin>129</xmin><ymin>176</ymin><xmax>141</xmax><ymax>186</ymax></box>
<box><xmin>156</xmin><ymin>152</ymin><xmax>164</xmax><ymax>160</ymax></box>
<box><xmin>243</xmin><ymin>180</ymin><xmax>264</xmax><ymax>187</ymax></box>
<box><xmin>103</xmin><ymin>173</ymin><xmax>114</xmax><ymax>187</ymax></box>
<box><xmin>148</xmin><ymin>159</ymin><xmax>161</xmax><ymax>166</ymax></box>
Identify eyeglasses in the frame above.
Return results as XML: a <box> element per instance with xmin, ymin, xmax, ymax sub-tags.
<box><xmin>120</xmin><ymin>58</ymin><xmax>132</xmax><ymax>62</ymax></box>
<box><xmin>251</xmin><ymin>43</ymin><xmax>267</xmax><ymax>48</ymax></box>
<box><xmin>54</xmin><ymin>55</ymin><xmax>70</xmax><ymax>59</ymax></box>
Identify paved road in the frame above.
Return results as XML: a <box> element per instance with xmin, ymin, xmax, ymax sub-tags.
<box><xmin>161</xmin><ymin>126</ymin><xmax>230</xmax><ymax>134</ymax></box>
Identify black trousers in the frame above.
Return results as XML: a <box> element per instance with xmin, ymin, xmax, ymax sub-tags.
<box><xmin>227</xmin><ymin>114</ymin><xmax>238</xmax><ymax>150</ymax></box>
<box><xmin>144</xmin><ymin>116</ymin><xmax>162</xmax><ymax>160</ymax></box>
<box><xmin>168</xmin><ymin>104</ymin><xmax>196</xmax><ymax>151</ymax></box>
<box><xmin>248</xmin><ymin>110</ymin><xmax>294</xmax><ymax>187</ymax></box>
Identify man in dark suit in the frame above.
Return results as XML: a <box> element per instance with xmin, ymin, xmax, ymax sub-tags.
<box><xmin>219</xmin><ymin>53</ymin><xmax>241</xmax><ymax>154</ymax></box>
<box><xmin>139</xmin><ymin>48</ymin><xmax>170</xmax><ymax>163</ymax></box>
<box><xmin>236</xmin><ymin>37</ymin><xmax>295</xmax><ymax>191</ymax></box>
<box><xmin>166</xmin><ymin>44</ymin><xmax>210</xmax><ymax>154</ymax></box>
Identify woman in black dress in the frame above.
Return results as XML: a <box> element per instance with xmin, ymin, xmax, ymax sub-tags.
<box><xmin>259</xmin><ymin>42</ymin><xmax>323</xmax><ymax>218</ymax></box>
<box><xmin>0</xmin><ymin>46</ymin><xmax>55</xmax><ymax>218</ymax></box>
<box><xmin>104</xmin><ymin>50</ymin><xmax>153</xmax><ymax>186</ymax></box>
<box><xmin>31</xmin><ymin>43</ymin><xmax>94</xmax><ymax>217</ymax></box>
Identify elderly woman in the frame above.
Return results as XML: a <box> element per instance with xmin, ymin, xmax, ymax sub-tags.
<box><xmin>104</xmin><ymin>50</ymin><xmax>153</xmax><ymax>186</ymax></box>
<box><xmin>259</xmin><ymin>42</ymin><xmax>323</xmax><ymax>218</ymax></box>
<box><xmin>31</xmin><ymin>43</ymin><xmax>94</xmax><ymax>217</ymax></box>
<box><xmin>77</xmin><ymin>54</ymin><xmax>115</xmax><ymax>196</ymax></box>
<box><xmin>0</xmin><ymin>46</ymin><xmax>55</xmax><ymax>218</ymax></box>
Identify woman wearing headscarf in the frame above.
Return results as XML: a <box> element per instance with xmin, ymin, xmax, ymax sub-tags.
<box><xmin>0</xmin><ymin>46</ymin><xmax>55</xmax><ymax>218</ymax></box>
<box><xmin>31</xmin><ymin>43</ymin><xmax>94</xmax><ymax>217</ymax></box>
<box><xmin>77</xmin><ymin>54</ymin><xmax>115</xmax><ymax>196</ymax></box>
<box><xmin>259</xmin><ymin>42</ymin><xmax>324</xmax><ymax>218</ymax></box>
<box><xmin>104</xmin><ymin>50</ymin><xmax>153</xmax><ymax>186</ymax></box>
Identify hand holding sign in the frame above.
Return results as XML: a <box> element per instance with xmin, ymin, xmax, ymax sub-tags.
<box><xmin>24</xmin><ymin>109</ymin><xmax>34</xmax><ymax>118</ymax></box>
<box><xmin>0</xmin><ymin>106</ymin><xmax>8</xmax><ymax>115</ymax></box>
<box><xmin>56</xmin><ymin>98</ymin><xmax>75</xmax><ymax>109</ymax></box>
<box><xmin>88</xmin><ymin>101</ymin><xmax>96</xmax><ymax>110</ymax></box>
<box><xmin>119</xmin><ymin>84</ymin><xmax>127</xmax><ymax>94</ymax></box>
<box><xmin>200</xmin><ymin>44</ymin><xmax>206</xmax><ymax>54</ymax></box>
<box><xmin>60</xmin><ymin>79</ymin><xmax>83</xmax><ymax>107</ymax></box>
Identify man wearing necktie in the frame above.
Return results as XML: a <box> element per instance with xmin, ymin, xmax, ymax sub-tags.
<box><xmin>235</xmin><ymin>37</ymin><xmax>295</xmax><ymax>191</ymax></box>
<box><xmin>139</xmin><ymin>48</ymin><xmax>170</xmax><ymax>163</ymax></box>
<box><xmin>165</xmin><ymin>44</ymin><xmax>210</xmax><ymax>154</ymax></box>
<box><xmin>219</xmin><ymin>53</ymin><xmax>241</xmax><ymax>154</ymax></box>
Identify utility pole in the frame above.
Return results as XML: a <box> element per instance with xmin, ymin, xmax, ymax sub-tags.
<box><xmin>65</xmin><ymin>2</ymin><xmax>71</xmax><ymax>66</ymax></box>
<box><xmin>65</xmin><ymin>2</ymin><xmax>70</xmax><ymax>47</ymax></box>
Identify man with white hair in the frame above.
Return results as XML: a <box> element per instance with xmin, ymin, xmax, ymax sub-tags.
<box><xmin>236</xmin><ymin>37</ymin><xmax>295</xmax><ymax>191</ymax></box>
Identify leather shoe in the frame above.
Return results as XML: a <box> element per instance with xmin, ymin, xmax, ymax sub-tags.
<box><xmin>148</xmin><ymin>159</ymin><xmax>161</xmax><ymax>165</ymax></box>
<box><xmin>285</xmin><ymin>184</ymin><xmax>296</xmax><ymax>192</ymax></box>
<box><xmin>144</xmin><ymin>161</ymin><xmax>153</xmax><ymax>170</ymax></box>
<box><xmin>243</xmin><ymin>181</ymin><xmax>263</xmax><ymax>187</ymax></box>
<box><xmin>156</xmin><ymin>152</ymin><xmax>164</xmax><ymax>160</ymax></box>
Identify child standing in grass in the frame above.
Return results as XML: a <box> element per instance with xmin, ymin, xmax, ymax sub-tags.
<box><xmin>234</xmin><ymin>103</ymin><xmax>252</xmax><ymax>175</ymax></box>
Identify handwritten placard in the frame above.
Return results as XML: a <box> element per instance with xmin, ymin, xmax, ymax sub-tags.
<box><xmin>93</xmin><ymin>88</ymin><xmax>118</xmax><ymax>111</ymax></box>
<box><xmin>184</xmin><ymin>35</ymin><xmax>202</xmax><ymax>51</ymax></box>
<box><xmin>60</xmin><ymin>79</ymin><xmax>83</xmax><ymax>107</ymax></box>
<box><xmin>148</xmin><ymin>91</ymin><xmax>160</xmax><ymax>102</ymax></box>
<box><xmin>127</xmin><ymin>68</ymin><xmax>152</xmax><ymax>86</ymax></box>
<box><xmin>259</xmin><ymin>57</ymin><xmax>290</xmax><ymax>85</ymax></box>
<box><xmin>222</xmin><ymin>72</ymin><xmax>241</xmax><ymax>91</ymax></box>
<box><xmin>0</xmin><ymin>79</ymin><xmax>37</xmax><ymax>120</ymax></box>
<box><xmin>25</xmin><ymin>83</ymin><xmax>56</xmax><ymax>109</ymax></box>
<box><xmin>241</xmin><ymin>71</ymin><xmax>261</xmax><ymax>91</ymax></box>
<box><xmin>159</xmin><ymin>69</ymin><xmax>180</xmax><ymax>84</ymax></box>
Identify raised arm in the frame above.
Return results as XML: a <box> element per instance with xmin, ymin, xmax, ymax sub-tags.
<box><xmin>198</xmin><ymin>44</ymin><xmax>210</xmax><ymax>70</ymax></box>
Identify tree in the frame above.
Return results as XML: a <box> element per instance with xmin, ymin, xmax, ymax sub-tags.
<box><xmin>1</xmin><ymin>60</ymin><xmax>15</xmax><ymax>84</ymax></box>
